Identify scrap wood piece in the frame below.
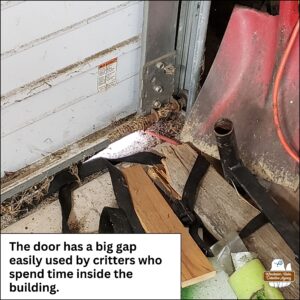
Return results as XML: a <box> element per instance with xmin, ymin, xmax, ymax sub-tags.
<box><xmin>156</xmin><ymin>143</ymin><xmax>299</xmax><ymax>299</ymax></box>
<box><xmin>122</xmin><ymin>165</ymin><xmax>215</xmax><ymax>287</ymax></box>
<box><xmin>159</xmin><ymin>144</ymin><xmax>196</xmax><ymax>196</ymax></box>
<box><xmin>147</xmin><ymin>166</ymin><xmax>181</xmax><ymax>200</ymax></box>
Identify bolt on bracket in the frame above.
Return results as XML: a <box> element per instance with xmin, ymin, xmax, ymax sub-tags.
<box><xmin>140</xmin><ymin>51</ymin><xmax>176</xmax><ymax>114</ymax></box>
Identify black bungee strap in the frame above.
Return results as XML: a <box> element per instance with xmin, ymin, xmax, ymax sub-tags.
<box><xmin>238</xmin><ymin>205</ymin><xmax>299</xmax><ymax>263</ymax></box>
<box><xmin>58</xmin><ymin>181</ymin><xmax>79</xmax><ymax>233</ymax></box>
<box><xmin>239</xmin><ymin>212</ymin><xmax>269</xmax><ymax>239</ymax></box>
<box><xmin>78</xmin><ymin>152</ymin><xmax>163</xmax><ymax>179</ymax></box>
<box><xmin>181</xmin><ymin>154</ymin><xmax>217</xmax><ymax>257</ymax></box>
<box><xmin>99</xmin><ymin>207</ymin><xmax>133</xmax><ymax>234</ymax></box>
<box><xmin>153</xmin><ymin>153</ymin><xmax>216</xmax><ymax>257</ymax></box>
<box><xmin>48</xmin><ymin>152</ymin><xmax>163</xmax><ymax>234</ymax></box>
<box><xmin>49</xmin><ymin>150</ymin><xmax>216</xmax><ymax>257</ymax></box>
<box><xmin>100</xmin><ymin>160</ymin><xmax>144</xmax><ymax>233</ymax></box>
<box><xmin>49</xmin><ymin>148</ymin><xmax>291</xmax><ymax>260</ymax></box>
<box><xmin>181</xmin><ymin>154</ymin><xmax>210</xmax><ymax>210</ymax></box>
<box><xmin>231</xmin><ymin>165</ymin><xmax>299</xmax><ymax>261</ymax></box>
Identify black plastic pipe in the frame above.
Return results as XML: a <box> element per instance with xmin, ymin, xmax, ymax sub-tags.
<box><xmin>214</xmin><ymin>118</ymin><xmax>242</xmax><ymax>186</ymax></box>
<box><xmin>213</xmin><ymin>117</ymin><xmax>299</xmax><ymax>261</ymax></box>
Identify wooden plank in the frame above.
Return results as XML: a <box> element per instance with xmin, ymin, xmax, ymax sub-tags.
<box><xmin>147</xmin><ymin>166</ymin><xmax>181</xmax><ymax>200</ymax></box>
<box><xmin>156</xmin><ymin>143</ymin><xmax>299</xmax><ymax>299</ymax></box>
<box><xmin>122</xmin><ymin>165</ymin><xmax>215</xmax><ymax>287</ymax></box>
<box><xmin>159</xmin><ymin>144</ymin><xmax>192</xmax><ymax>196</ymax></box>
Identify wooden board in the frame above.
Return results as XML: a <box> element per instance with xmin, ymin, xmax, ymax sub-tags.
<box><xmin>159</xmin><ymin>144</ymin><xmax>194</xmax><ymax>196</ymax></box>
<box><xmin>155</xmin><ymin>143</ymin><xmax>299</xmax><ymax>299</ymax></box>
<box><xmin>147</xmin><ymin>166</ymin><xmax>181</xmax><ymax>200</ymax></box>
<box><xmin>122</xmin><ymin>165</ymin><xmax>215</xmax><ymax>287</ymax></box>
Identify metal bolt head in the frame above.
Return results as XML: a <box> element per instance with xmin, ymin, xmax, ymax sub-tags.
<box><xmin>164</xmin><ymin>64</ymin><xmax>175</xmax><ymax>75</ymax></box>
<box><xmin>153</xmin><ymin>85</ymin><xmax>163</xmax><ymax>93</ymax></box>
<box><xmin>156</xmin><ymin>62</ymin><xmax>165</xmax><ymax>69</ymax></box>
<box><xmin>153</xmin><ymin>100</ymin><xmax>161</xmax><ymax>109</ymax></box>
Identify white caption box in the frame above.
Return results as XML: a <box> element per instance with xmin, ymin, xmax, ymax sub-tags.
<box><xmin>1</xmin><ymin>234</ymin><xmax>181</xmax><ymax>300</ymax></box>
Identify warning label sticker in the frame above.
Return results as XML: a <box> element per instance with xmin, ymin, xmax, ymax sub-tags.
<box><xmin>97</xmin><ymin>58</ymin><xmax>117</xmax><ymax>93</ymax></box>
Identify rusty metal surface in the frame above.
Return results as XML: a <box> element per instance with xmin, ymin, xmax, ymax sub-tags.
<box><xmin>182</xmin><ymin>4</ymin><xmax>299</xmax><ymax>190</ymax></box>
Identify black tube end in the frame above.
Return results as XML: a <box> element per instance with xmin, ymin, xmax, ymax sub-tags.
<box><xmin>214</xmin><ymin>118</ymin><xmax>233</xmax><ymax>136</ymax></box>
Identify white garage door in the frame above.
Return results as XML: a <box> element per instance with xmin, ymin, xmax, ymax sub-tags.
<box><xmin>1</xmin><ymin>1</ymin><xmax>143</xmax><ymax>176</ymax></box>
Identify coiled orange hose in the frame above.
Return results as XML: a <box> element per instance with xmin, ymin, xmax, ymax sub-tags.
<box><xmin>273</xmin><ymin>19</ymin><xmax>299</xmax><ymax>163</ymax></box>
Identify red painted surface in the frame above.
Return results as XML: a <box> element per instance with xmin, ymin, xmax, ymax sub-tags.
<box><xmin>185</xmin><ymin>2</ymin><xmax>299</xmax><ymax>186</ymax></box>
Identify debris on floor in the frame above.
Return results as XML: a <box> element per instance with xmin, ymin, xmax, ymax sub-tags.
<box><xmin>1</xmin><ymin>138</ymin><xmax>298</xmax><ymax>299</ymax></box>
<box><xmin>0</xmin><ymin>111</ymin><xmax>184</xmax><ymax>230</ymax></box>
<box><xmin>0</xmin><ymin>178</ymin><xmax>56</xmax><ymax>230</ymax></box>
<box><xmin>107</xmin><ymin>98</ymin><xmax>185</xmax><ymax>142</ymax></box>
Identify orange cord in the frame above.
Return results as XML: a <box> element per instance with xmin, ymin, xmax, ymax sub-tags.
<box><xmin>273</xmin><ymin>19</ymin><xmax>299</xmax><ymax>163</ymax></box>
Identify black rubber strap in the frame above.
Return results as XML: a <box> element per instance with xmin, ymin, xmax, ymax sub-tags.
<box><xmin>99</xmin><ymin>207</ymin><xmax>133</xmax><ymax>233</ymax></box>
<box><xmin>104</xmin><ymin>160</ymin><xmax>144</xmax><ymax>233</ymax></box>
<box><xmin>47</xmin><ymin>152</ymin><xmax>163</xmax><ymax>196</ymax></box>
<box><xmin>154</xmin><ymin>153</ymin><xmax>215</xmax><ymax>256</ymax></box>
<box><xmin>189</xmin><ymin>224</ymin><xmax>214</xmax><ymax>257</ymax></box>
<box><xmin>153</xmin><ymin>182</ymin><xmax>196</xmax><ymax>226</ymax></box>
<box><xmin>58</xmin><ymin>181</ymin><xmax>79</xmax><ymax>233</ymax></box>
<box><xmin>230</xmin><ymin>165</ymin><xmax>299</xmax><ymax>261</ymax></box>
<box><xmin>52</xmin><ymin>150</ymin><xmax>215</xmax><ymax>258</ymax></box>
<box><xmin>78</xmin><ymin>152</ymin><xmax>163</xmax><ymax>179</ymax></box>
<box><xmin>239</xmin><ymin>212</ymin><xmax>269</xmax><ymax>239</ymax></box>
<box><xmin>181</xmin><ymin>154</ymin><xmax>210</xmax><ymax>210</ymax></box>
<box><xmin>47</xmin><ymin>172</ymin><xmax>78</xmax><ymax>196</ymax></box>
<box><xmin>49</xmin><ymin>152</ymin><xmax>163</xmax><ymax>233</ymax></box>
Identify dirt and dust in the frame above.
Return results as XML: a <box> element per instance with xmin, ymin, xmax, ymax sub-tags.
<box><xmin>0</xmin><ymin>178</ymin><xmax>57</xmax><ymax>230</ymax></box>
<box><xmin>1</xmin><ymin>112</ymin><xmax>185</xmax><ymax>230</ymax></box>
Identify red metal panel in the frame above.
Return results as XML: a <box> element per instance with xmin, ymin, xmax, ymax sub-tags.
<box><xmin>183</xmin><ymin>3</ymin><xmax>299</xmax><ymax>189</ymax></box>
